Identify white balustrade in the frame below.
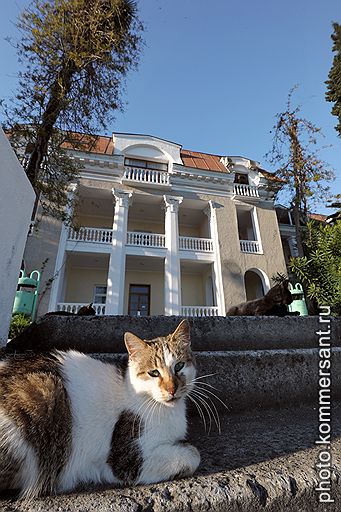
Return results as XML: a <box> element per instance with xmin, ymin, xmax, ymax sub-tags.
<box><xmin>67</xmin><ymin>227</ymin><xmax>113</xmax><ymax>244</ymax></box>
<box><xmin>179</xmin><ymin>236</ymin><xmax>214</xmax><ymax>252</ymax></box>
<box><xmin>239</xmin><ymin>240</ymin><xmax>261</xmax><ymax>253</ymax></box>
<box><xmin>234</xmin><ymin>184</ymin><xmax>259</xmax><ymax>197</ymax></box>
<box><xmin>126</xmin><ymin>231</ymin><xmax>166</xmax><ymax>248</ymax></box>
<box><xmin>56</xmin><ymin>303</ymin><xmax>106</xmax><ymax>315</ymax></box>
<box><xmin>180</xmin><ymin>306</ymin><xmax>219</xmax><ymax>317</ymax></box>
<box><xmin>123</xmin><ymin>166</ymin><xmax>170</xmax><ymax>186</ymax></box>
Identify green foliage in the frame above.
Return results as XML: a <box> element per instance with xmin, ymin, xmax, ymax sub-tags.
<box><xmin>9</xmin><ymin>313</ymin><xmax>32</xmax><ymax>339</ymax></box>
<box><xmin>271</xmin><ymin>272</ymin><xmax>288</xmax><ymax>285</ymax></box>
<box><xmin>3</xmin><ymin>0</ymin><xmax>143</xmax><ymax>220</ymax></box>
<box><xmin>289</xmin><ymin>220</ymin><xmax>341</xmax><ymax>314</ymax></box>
<box><xmin>326</xmin><ymin>23</ymin><xmax>341</xmax><ymax>137</ymax></box>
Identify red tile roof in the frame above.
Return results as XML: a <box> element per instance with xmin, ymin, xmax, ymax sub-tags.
<box><xmin>180</xmin><ymin>149</ymin><xmax>227</xmax><ymax>172</ymax></box>
<box><xmin>61</xmin><ymin>133</ymin><xmax>114</xmax><ymax>155</ymax></box>
<box><xmin>308</xmin><ymin>213</ymin><xmax>327</xmax><ymax>222</ymax></box>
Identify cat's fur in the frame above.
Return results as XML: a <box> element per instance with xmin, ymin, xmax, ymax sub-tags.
<box><xmin>226</xmin><ymin>279</ymin><xmax>293</xmax><ymax>316</ymax></box>
<box><xmin>0</xmin><ymin>320</ymin><xmax>200</xmax><ymax>498</ymax></box>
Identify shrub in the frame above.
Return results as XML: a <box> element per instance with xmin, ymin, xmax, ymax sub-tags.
<box><xmin>9</xmin><ymin>313</ymin><xmax>32</xmax><ymax>339</ymax></box>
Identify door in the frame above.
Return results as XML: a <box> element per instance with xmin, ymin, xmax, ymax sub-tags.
<box><xmin>128</xmin><ymin>284</ymin><xmax>150</xmax><ymax>316</ymax></box>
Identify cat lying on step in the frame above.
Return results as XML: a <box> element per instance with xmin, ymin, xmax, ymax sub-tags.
<box><xmin>0</xmin><ymin>320</ymin><xmax>200</xmax><ymax>498</ymax></box>
<box><xmin>226</xmin><ymin>279</ymin><xmax>294</xmax><ymax>316</ymax></box>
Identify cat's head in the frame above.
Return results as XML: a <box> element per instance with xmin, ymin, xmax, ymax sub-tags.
<box><xmin>268</xmin><ymin>279</ymin><xmax>293</xmax><ymax>305</ymax></box>
<box><xmin>124</xmin><ymin>320</ymin><xmax>196</xmax><ymax>407</ymax></box>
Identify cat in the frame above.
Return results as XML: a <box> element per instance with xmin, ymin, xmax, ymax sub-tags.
<box><xmin>226</xmin><ymin>279</ymin><xmax>294</xmax><ymax>316</ymax></box>
<box><xmin>0</xmin><ymin>320</ymin><xmax>200</xmax><ymax>499</ymax></box>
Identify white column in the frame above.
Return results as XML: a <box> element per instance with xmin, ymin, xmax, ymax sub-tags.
<box><xmin>48</xmin><ymin>183</ymin><xmax>78</xmax><ymax>312</ymax></box>
<box><xmin>105</xmin><ymin>189</ymin><xmax>132</xmax><ymax>315</ymax></box>
<box><xmin>163</xmin><ymin>195</ymin><xmax>183</xmax><ymax>315</ymax></box>
<box><xmin>205</xmin><ymin>201</ymin><xmax>226</xmax><ymax>316</ymax></box>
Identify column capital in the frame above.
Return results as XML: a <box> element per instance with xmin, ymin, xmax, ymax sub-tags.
<box><xmin>112</xmin><ymin>188</ymin><xmax>133</xmax><ymax>208</ymax></box>
<box><xmin>204</xmin><ymin>200</ymin><xmax>224</xmax><ymax>217</ymax></box>
<box><xmin>163</xmin><ymin>195</ymin><xmax>183</xmax><ymax>213</ymax></box>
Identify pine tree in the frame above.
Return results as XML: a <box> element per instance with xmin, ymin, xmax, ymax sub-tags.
<box><xmin>3</xmin><ymin>0</ymin><xmax>143</xmax><ymax>219</ymax></box>
<box><xmin>326</xmin><ymin>23</ymin><xmax>341</xmax><ymax>137</ymax></box>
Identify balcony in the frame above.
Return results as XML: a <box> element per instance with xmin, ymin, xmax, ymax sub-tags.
<box><xmin>180</xmin><ymin>306</ymin><xmax>219</xmax><ymax>317</ymax></box>
<box><xmin>179</xmin><ymin>236</ymin><xmax>214</xmax><ymax>253</ymax></box>
<box><xmin>67</xmin><ymin>227</ymin><xmax>213</xmax><ymax>253</ymax></box>
<box><xmin>57</xmin><ymin>302</ymin><xmax>106</xmax><ymax>315</ymax></box>
<box><xmin>240</xmin><ymin>240</ymin><xmax>261</xmax><ymax>254</ymax></box>
<box><xmin>67</xmin><ymin>227</ymin><xmax>113</xmax><ymax>244</ymax></box>
<box><xmin>57</xmin><ymin>303</ymin><xmax>218</xmax><ymax>317</ymax></box>
<box><xmin>123</xmin><ymin>166</ymin><xmax>170</xmax><ymax>187</ymax></box>
<box><xmin>234</xmin><ymin>183</ymin><xmax>259</xmax><ymax>198</ymax></box>
<box><xmin>126</xmin><ymin>231</ymin><xmax>166</xmax><ymax>248</ymax></box>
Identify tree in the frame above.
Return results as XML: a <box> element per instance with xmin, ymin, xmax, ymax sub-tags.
<box><xmin>266</xmin><ymin>87</ymin><xmax>334</xmax><ymax>256</ymax></box>
<box><xmin>326</xmin><ymin>23</ymin><xmax>341</xmax><ymax>137</ymax></box>
<box><xmin>289</xmin><ymin>220</ymin><xmax>341</xmax><ymax>315</ymax></box>
<box><xmin>3</xmin><ymin>0</ymin><xmax>143</xmax><ymax>220</ymax></box>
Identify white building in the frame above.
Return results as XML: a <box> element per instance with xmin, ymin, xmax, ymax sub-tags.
<box><xmin>23</xmin><ymin>131</ymin><xmax>293</xmax><ymax>317</ymax></box>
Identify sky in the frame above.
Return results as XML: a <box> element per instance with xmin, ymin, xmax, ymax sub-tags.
<box><xmin>1</xmin><ymin>0</ymin><xmax>340</xmax><ymax>214</ymax></box>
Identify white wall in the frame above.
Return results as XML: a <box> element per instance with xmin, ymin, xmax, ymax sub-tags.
<box><xmin>0</xmin><ymin>128</ymin><xmax>35</xmax><ymax>345</ymax></box>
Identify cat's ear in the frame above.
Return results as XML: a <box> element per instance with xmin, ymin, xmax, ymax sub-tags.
<box><xmin>282</xmin><ymin>279</ymin><xmax>289</xmax><ymax>288</ymax></box>
<box><xmin>171</xmin><ymin>319</ymin><xmax>191</xmax><ymax>346</ymax></box>
<box><xmin>124</xmin><ymin>332</ymin><xmax>147</xmax><ymax>360</ymax></box>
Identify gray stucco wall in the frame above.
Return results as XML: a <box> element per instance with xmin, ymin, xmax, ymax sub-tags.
<box><xmin>0</xmin><ymin>127</ymin><xmax>35</xmax><ymax>345</ymax></box>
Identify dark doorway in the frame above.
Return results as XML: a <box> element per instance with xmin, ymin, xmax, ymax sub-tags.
<box><xmin>128</xmin><ymin>284</ymin><xmax>151</xmax><ymax>316</ymax></box>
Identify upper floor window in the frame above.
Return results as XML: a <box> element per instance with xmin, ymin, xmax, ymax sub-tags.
<box><xmin>125</xmin><ymin>157</ymin><xmax>168</xmax><ymax>172</ymax></box>
<box><xmin>234</xmin><ymin>173</ymin><xmax>249</xmax><ymax>185</ymax></box>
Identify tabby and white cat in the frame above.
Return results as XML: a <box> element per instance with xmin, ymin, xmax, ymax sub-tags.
<box><xmin>0</xmin><ymin>320</ymin><xmax>200</xmax><ymax>498</ymax></box>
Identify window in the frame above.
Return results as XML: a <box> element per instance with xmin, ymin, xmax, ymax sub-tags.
<box><xmin>125</xmin><ymin>157</ymin><xmax>168</xmax><ymax>172</ymax></box>
<box><xmin>236</xmin><ymin>208</ymin><xmax>256</xmax><ymax>241</ymax></box>
<box><xmin>234</xmin><ymin>173</ymin><xmax>249</xmax><ymax>185</ymax></box>
<box><xmin>128</xmin><ymin>284</ymin><xmax>150</xmax><ymax>316</ymax></box>
<box><xmin>93</xmin><ymin>285</ymin><xmax>107</xmax><ymax>304</ymax></box>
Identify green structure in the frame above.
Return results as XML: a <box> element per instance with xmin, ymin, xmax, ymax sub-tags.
<box><xmin>12</xmin><ymin>270</ymin><xmax>41</xmax><ymax>321</ymax></box>
<box><xmin>288</xmin><ymin>282</ymin><xmax>308</xmax><ymax>316</ymax></box>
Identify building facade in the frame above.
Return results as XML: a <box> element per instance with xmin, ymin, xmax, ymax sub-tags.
<box><xmin>23</xmin><ymin>132</ymin><xmax>289</xmax><ymax>317</ymax></box>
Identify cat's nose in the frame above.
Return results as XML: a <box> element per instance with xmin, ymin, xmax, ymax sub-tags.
<box><xmin>166</xmin><ymin>382</ymin><xmax>178</xmax><ymax>396</ymax></box>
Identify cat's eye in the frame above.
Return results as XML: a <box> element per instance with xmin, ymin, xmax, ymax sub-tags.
<box><xmin>174</xmin><ymin>362</ymin><xmax>185</xmax><ymax>373</ymax></box>
<box><xmin>148</xmin><ymin>369</ymin><xmax>160</xmax><ymax>378</ymax></box>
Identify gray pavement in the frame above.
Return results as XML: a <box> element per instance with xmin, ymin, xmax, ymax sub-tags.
<box><xmin>1</xmin><ymin>402</ymin><xmax>340</xmax><ymax>512</ymax></box>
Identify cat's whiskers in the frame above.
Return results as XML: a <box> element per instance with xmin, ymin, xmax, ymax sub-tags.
<box><xmin>186</xmin><ymin>393</ymin><xmax>207</xmax><ymax>432</ymax></box>
<box><xmin>189</xmin><ymin>390</ymin><xmax>213</xmax><ymax>433</ymax></box>
<box><xmin>132</xmin><ymin>396</ymin><xmax>154</xmax><ymax>437</ymax></box>
<box><xmin>193</xmin><ymin>383</ymin><xmax>230</xmax><ymax>413</ymax></box>
<box><xmin>189</xmin><ymin>388</ymin><xmax>221</xmax><ymax>434</ymax></box>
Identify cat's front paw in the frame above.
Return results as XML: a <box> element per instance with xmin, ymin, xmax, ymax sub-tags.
<box><xmin>174</xmin><ymin>443</ymin><xmax>200</xmax><ymax>478</ymax></box>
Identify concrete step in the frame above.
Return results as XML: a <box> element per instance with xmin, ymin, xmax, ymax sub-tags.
<box><xmin>6</xmin><ymin>315</ymin><xmax>341</xmax><ymax>353</ymax></box>
<box><xmin>94</xmin><ymin>349</ymin><xmax>341</xmax><ymax>413</ymax></box>
<box><xmin>2</xmin><ymin>402</ymin><xmax>340</xmax><ymax>511</ymax></box>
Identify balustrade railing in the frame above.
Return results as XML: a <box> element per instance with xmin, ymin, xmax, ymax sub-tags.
<box><xmin>123</xmin><ymin>166</ymin><xmax>170</xmax><ymax>186</ymax></box>
<box><xmin>234</xmin><ymin>184</ymin><xmax>259</xmax><ymax>197</ymax></box>
<box><xmin>126</xmin><ymin>231</ymin><xmax>166</xmax><ymax>248</ymax></box>
<box><xmin>180</xmin><ymin>306</ymin><xmax>219</xmax><ymax>317</ymax></box>
<box><xmin>179</xmin><ymin>236</ymin><xmax>214</xmax><ymax>252</ymax></box>
<box><xmin>239</xmin><ymin>240</ymin><xmax>261</xmax><ymax>253</ymax></box>
<box><xmin>57</xmin><ymin>303</ymin><xmax>106</xmax><ymax>315</ymax></box>
<box><xmin>67</xmin><ymin>227</ymin><xmax>113</xmax><ymax>244</ymax></box>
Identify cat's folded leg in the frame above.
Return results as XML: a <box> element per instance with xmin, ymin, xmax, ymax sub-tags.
<box><xmin>138</xmin><ymin>441</ymin><xmax>200</xmax><ymax>484</ymax></box>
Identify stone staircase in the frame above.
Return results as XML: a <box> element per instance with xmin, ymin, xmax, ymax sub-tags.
<box><xmin>3</xmin><ymin>315</ymin><xmax>341</xmax><ymax>511</ymax></box>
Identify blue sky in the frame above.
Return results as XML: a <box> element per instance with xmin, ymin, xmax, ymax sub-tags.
<box><xmin>1</xmin><ymin>0</ymin><xmax>340</xmax><ymax>214</ymax></box>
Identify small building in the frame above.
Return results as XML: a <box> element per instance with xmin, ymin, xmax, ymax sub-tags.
<box><xmin>23</xmin><ymin>132</ymin><xmax>288</xmax><ymax>317</ymax></box>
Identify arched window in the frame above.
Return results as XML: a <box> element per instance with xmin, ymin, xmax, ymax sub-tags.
<box><xmin>244</xmin><ymin>268</ymin><xmax>270</xmax><ymax>300</ymax></box>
